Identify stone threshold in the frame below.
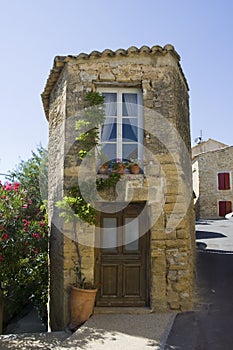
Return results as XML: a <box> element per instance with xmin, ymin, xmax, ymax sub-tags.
<box><xmin>94</xmin><ymin>307</ymin><xmax>153</xmax><ymax>314</ymax></box>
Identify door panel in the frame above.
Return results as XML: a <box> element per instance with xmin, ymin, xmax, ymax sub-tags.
<box><xmin>95</xmin><ymin>203</ymin><xmax>149</xmax><ymax>307</ymax></box>
<box><xmin>101</xmin><ymin>264</ymin><xmax>119</xmax><ymax>296</ymax></box>
<box><xmin>123</xmin><ymin>264</ymin><xmax>140</xmax><ymax>296</ymax></box>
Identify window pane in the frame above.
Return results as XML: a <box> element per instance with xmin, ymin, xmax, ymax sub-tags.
<box><xmin>122</xmin><ymin>93</ymin><xmax>138</xmax><ymax>116</ymax></box>
<box><xmin>101</xmin><ymin>118</ymin><xmax>117</xmax><ymax>141</ymax></box>
<box><xmin>124</xmin><ymin>217</ymin><xmax>139</xmax><ymax>251</ymax></box>
<box><xmin>123</xmin><ymin>118</ymin><xmax>138</xmax><ymax>142</ymax></box>
<box><xmin>102</xmin><ymin>143</ymin><xmax>116</xmax><ymax>162</ymax></box>
<box><xmin>103</xmin><ymin>93</ymin><xmax>117</xmax><ymax>116</ymax></box>
<box><xmin>102</xmin><ymin>218</ymin><xmax>117</xmax><ymax>249</ymax></box>
<box><xmin>122</xmin><ymin>143</ymin><xmax>138</xmax><ymax>160</ymax></box>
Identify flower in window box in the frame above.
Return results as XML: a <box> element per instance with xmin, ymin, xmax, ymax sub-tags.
<box><xmin>129</xmin><ymin>159</ymin><xmax>141</xmax><ymax>174</ymax></box>
<box><xmin>112</xmin><ymin>160</ymin><xmax>125</xmax><ymax>174</ymax></box>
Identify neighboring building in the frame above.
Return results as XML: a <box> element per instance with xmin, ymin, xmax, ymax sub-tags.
<box><xmin>42</xmin><ymin>44</ymin><xmax>195</xmax><ymax>331</ymax></box>
<box><xmin>192</xmin><ymin>138</ymin><xmax>228</xmax><ymax>158</ymax></box>
<box><xmin>193</xmin><ymin>145</ymin><xmax>233</xmax><ymax>219</ymax></box>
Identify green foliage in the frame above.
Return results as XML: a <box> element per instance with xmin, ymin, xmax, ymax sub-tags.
<box><xmin>70</xmin><ymin>259</ymin><xmax>96</xmax><ymax>290</ymax></box>
<box><xmin>1</xmin><ymin>147</ymin><xmax>49</xmax><ymax>324</ymax></box>
<box><xmin>75</xmin><ymin>92</ymin><xmax>105</xmax><ymax>161</ymax></box>
<box><xmin>0</xmin><ymin>182</ymin><xmax>48</xmax><ymax>322</ymax></box>
<box><xmin>9</xmin><ymin>146</ymin><xmax>48</xmax><ymax>203</ymax></box>
<box><xmin>96</xmin><ymin>172</ymin><xmax>121</xmax><ymax>191</ymax></box>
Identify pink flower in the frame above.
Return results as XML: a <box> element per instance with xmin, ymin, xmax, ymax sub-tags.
<box><xmin>32</xmin><ymin>233</ymin><xmax>40</xmax><ymax>239</ymax></box>
<box><xmin>23</xmin><ymin>204</ymin><xmax>28</xmax><ymax>209</ymax></box>
<box><xmin>2</xmin><ymin>233</ymin><xmax>9</xmax><ymax>240</ymax></box>
<box><xmin>13</xmin><ymin>182</ymin><xmax>20</xmax><ymax>190</ymax></box>
<box><xmin>4</xmin><ymin>183</ymin><xmax>13</xmax><ymax>191</ymax></box>
<box><xmin>40</xmin><ymin>222</ymin><xmax>45</xmax><ymax>227</ymax></box>
<box><xmin>34</xmin><ymin>248</ymin><xmax>39</xmax><ymax>255</ymax></box>
<box><xmin>2</xmin><ymin>195</ymin><xmax>6</xmax><ymax>199</ymax></box>
<box><xmin>22</xmin><ymin>219</ymin><xmax>30</xmax><ymax>227</ymax></box>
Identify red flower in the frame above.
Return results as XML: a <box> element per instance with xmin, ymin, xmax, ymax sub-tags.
<box><xmin>22</xmin><ymin>219</ymin><xmax>30</xmax><ymax>227</ymax></box>
<box><xmin>2</xmin><ymin>195</ymin><xmax>6</xmax><ymax>199</ymax></box>
<box><xmin>32</xmin><ymin>233</ymin><xmax>40</xmax><ymax>239</ymax></box>
<box><xmin>40</xmin><ymin>222</ymin><xmax>45</xmax><ymax>227</ymax></box>
<box><xmin>34</xmin><ymin>248</ymin><xmax>39</xmax><ymax>255</ymax></box>
<box><xmin>0</xmin><ymin>255</ymin><xmax>4</xmax><ymax>261</ymax></box>
<box><xmin>2</xmin><ymin>233</ymin><xmax>9</xmax><ymax>240</ymax></box>
<box><xmin>13</xmin><ymin>182</ymin><xmax>20</xmax><ymax>190</ymax></box>
<box><xmin>4</xmin><ymin>183</ymin><xmax>12</xmax><ymax>191</ymax></box>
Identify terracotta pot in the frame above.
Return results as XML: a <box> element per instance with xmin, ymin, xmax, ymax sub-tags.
<box><xmin>98</xmin><ymin>165</ymin><xmax>108</xmax><ymax>174</ymax></box>
<box><xmin>130</xmin><ymin>164</ymin><xmax>140</xmax><ymax>174</ymax></box>
<box><xmin>69</xmin><ymin>285</ymin><xmax>97</xmax><ymax>331</ymax></box>
<box><xmin>117</xmin><ymin>165</ymin><xmax>125</xmax><ymax>174</ymax></box>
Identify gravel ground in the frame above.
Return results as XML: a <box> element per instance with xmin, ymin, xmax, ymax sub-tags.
<box><xmin>0</xmin><ymin>312</ymin><xmax>176</xmax><ymax>350</ymax></box>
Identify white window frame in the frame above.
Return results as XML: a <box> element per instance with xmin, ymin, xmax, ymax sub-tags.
<box><xmin>97</xmin><ymin>87</ymin><xmax>143</xmax><ymax>162</ymax></box>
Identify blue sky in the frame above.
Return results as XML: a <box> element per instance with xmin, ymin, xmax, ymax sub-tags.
<box><xmin>0</xmin><ymin>0</ymin><xmax>233</xmax><ymax>178</ymax></box>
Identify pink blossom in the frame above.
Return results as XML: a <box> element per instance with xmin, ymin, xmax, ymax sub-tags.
<box><xmin>32</xmin><ymin>233</ymin><xmax>40</xmax><ymax>239</ymax></box>
<box><xmin>13</xmin><ymin>182</ymin><xmax>20</xmax><ymax>190</ymax></box>
<box><xmin>4</xmin><ymin>183</ymin><xmax>13</xmax><ymax>191</ymax></box>
<box><xmin>22</xmin><ymin>219</ymin><xmax>30</xmax><ymax>227</ymax></box>
<box><xmin>2</xmin><ymin>233</ymin><xmax>9</xmax><ymax>240</ymax></box>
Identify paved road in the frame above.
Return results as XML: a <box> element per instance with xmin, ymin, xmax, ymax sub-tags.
<box><xmin>165</xmin><ymin>219</ymin><xmax>233</xmax><ymax>350</ymax></box>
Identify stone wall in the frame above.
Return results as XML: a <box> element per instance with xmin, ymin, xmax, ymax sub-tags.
<box><xmin>193</xmin><ymin>146</ymin><xmax>233</xmax><ymax>219</ymax></box>
<box><xmin>42</xmin><ymin>44</ymin><xmax>195</xmax><ymax>330</ymax></box>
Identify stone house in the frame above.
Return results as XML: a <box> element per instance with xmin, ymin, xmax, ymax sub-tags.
<box><xmin>193</xmin><ymin>145</ymin><xmax>233</xmax><ymax>219</ymax></box>
<box><xmin>41</xmin><ymin>44</ymin><xmax>196</xmax><ymax>331</ymax></box>
<box><xmin>192</xmin><ymin>138</ymin><xmax>228</xmax><ymax>158</ymax></box>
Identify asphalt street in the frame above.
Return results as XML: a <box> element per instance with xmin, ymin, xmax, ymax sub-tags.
<box><xmin>165</xmin><ymin>219</ymin><xmax>233</xmax><ymax>350</ymax></box>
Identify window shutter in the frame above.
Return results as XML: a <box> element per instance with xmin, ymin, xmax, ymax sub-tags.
<box><xmin>218</xmin><ymin>173</ymin><xmax>225</xmax><ymax>190</ymax></box>
<box><xmin>224</xmin><ymin>173</ymin><xmax>230</xmax><ymax>190</ymax></box>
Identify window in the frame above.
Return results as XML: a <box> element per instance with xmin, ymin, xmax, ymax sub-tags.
<box><xmin>218</xmin><ymin>172</ymin><xmax>230</xmax><ymax>190</ymax></box>
<box><xmin>219</xmin><ymin>201</ymin><xmax>232</xmax><ymax>217</ymax></box>
<box><xmin>98</xmin><ymin>88</ymin><xmax>143</xmax><ymax>163</ymax></box>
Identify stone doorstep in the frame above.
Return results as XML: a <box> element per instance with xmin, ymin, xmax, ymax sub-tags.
<box><xmin>94</xmin><ymin>307</ymin><xmax>153</xmax><ymax>314</ymax></box>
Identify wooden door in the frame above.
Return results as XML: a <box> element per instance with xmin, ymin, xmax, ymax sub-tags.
<box><xmin>95</xmin><ymin>203</ymin><xmax>149</xmax><ymax>306</ymax></box>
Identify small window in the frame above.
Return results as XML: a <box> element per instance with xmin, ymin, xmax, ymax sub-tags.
<box><xmin>219</xmin><ymin>201</ymin><xmax>232</xmax><ymax>217</ymax></box>
<box><xmin>98</xmin><ymin>88</ymin><xmax>143</xmax><ymax>162</ymax></box>
<box><xmin>218</xmin><ymin>172</ymin><xmax>230</xmax><ymax>190</ymax></box>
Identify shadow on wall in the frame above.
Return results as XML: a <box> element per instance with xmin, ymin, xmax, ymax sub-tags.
<box><xmin>196</xmin><ymin>231</ymin><xmax>226</xmax><ymax>239</ymax></box>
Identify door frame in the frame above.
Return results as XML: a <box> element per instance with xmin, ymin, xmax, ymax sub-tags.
<box><xmin>94</xmin><ymin>202</ymin><xmax>150</xmax><ymax>307</ymax></box>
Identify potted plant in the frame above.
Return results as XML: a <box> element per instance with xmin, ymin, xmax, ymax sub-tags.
<box><xmin>56</xmin><ymin>92</ymin><xmax>105</xmax><ymax>331</ymax></box>
<box><xmin>129</xmin><ymin>160</ymin><xmax>141</xmax><ymax>174</ymax></box>
<box><xmin>112</xmin><ymin>159</ymin><xmax>125</xmax><ymax>174</ymax></box>
<box><xmin>56</xmin><ymin>181</ymin><xmax>99</xmax><ymax>332</ymax></box>
<box><xmin>69</xmin><ymin>257</ymin><xmax>97</xmax><ymax>331</ymax></box>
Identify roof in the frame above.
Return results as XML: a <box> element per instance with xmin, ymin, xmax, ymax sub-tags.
<box><xmin>192</xmin><ymin>138</ymin><xmax>228</xmax><ymax>150</ymax></box>
<box><xmin>192</xmin><ymin>144</ymin><xmax>233</xmax><ymax>162</ymax></box>
<box><xmin>192</xmin><ymin>138</ymin><xmax>229</xmax><ymax>158</ymax></box>
<box><xmin>41</xmin><ymin>44</ymin><xmax>187</xmax><ymax>120</ymax></box>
